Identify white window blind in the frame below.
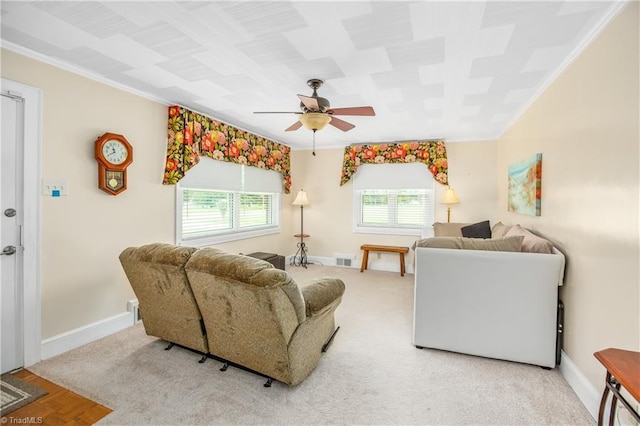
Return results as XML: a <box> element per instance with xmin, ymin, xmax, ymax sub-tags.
<box><xmin>178</xmin><ymin>158</ymin><xmax>282</xmax><ymax>192</ymax></box>
<box><xmin>177</xmin><ymin>159</ymin><xmax>281</xmax><ymax>245</ymax></box>
<box><xmin>353</xmin><ymin>163</ymin><xmax>435</xmax><ymax>235</ymax></box>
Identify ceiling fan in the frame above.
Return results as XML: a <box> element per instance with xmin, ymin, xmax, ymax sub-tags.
<box><xmin>254</xmin><ymin>78</ymin><xmax>376</xmax><ymax>133</ymax></box>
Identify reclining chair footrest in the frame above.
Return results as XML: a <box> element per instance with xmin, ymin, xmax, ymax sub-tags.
<box><xmin>206</xmin><ymin>353</ymin><xmax>276</xmax><ymax>386</ymax></box>
<box><xmin>322</xmin><ymin>326</ymin><xmax>340</xmax><ymax>353</ymax></box>
<box><xmin>160</xmin><ymin>341</ymin><xmax>210</xmax><ymax>364</ymax></box>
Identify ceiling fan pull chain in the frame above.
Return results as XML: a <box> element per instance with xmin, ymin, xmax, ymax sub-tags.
<box><xmin>312</xmin><ymin>130</ymin><xmax>317</xmax><ymax>156</ymax></box>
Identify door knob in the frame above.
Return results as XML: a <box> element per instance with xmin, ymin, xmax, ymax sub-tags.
<box><xmin>1</xmin><ymin>246</ymin><xmax>16</xmax><ymax>256</ymax></box>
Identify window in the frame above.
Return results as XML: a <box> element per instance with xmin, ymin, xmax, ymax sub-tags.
<box><xmin>353</xmin><ymin>163</ymin><xmax>434</xmax><ymax>235</ymax></box>
<box><xmin>176</xmin><ymin>159</ymin><xmax>281</xmax><ymax>245</ymax></box>
<box><xmin>358</xmin><ymin>189</ymin><xmax>432</xmax><ymax>227</ymax></box>
<box><xmin>180</xmin><ymin>189</ymin><xmax>279</xmax><ymax>243</ymax></box>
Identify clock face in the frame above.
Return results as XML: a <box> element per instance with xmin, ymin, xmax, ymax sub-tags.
<box><xmin>102</xmin><ymin>140</ymin><xmax>129</xmax><ymax>165</ymax></box>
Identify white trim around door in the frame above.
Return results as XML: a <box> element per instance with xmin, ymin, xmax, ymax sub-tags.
<box><xmin>2</xmin><ymin>78</ymin><xmax>42</xmax><ymax>367</ymax></box>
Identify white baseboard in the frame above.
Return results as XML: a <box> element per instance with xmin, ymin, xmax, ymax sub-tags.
<box><xmin>291</xmin><ymin>255</ymin><xmax>414</xmax><ymax>274</ymax></box>
<box><xmin>40</xmin><ymin>311</ymin><xmax>134</xmax><ymax>361</ymax></box>
<box><xmin>304</xmin><ymin>255</ymin><xmax>340</xmax><ymax>267</ymax></box>
<box><xmin>559</xmin><ymin>350</ymin><xmax>602</xmax><ymax>421</ymax></box>
<box><xmin>285</xmin><ymin>255</ymin><xmax>347</xmax><ymax>268</ymax></box>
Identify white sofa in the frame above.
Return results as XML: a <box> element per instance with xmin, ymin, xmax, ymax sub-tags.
<box><xmin>413</xmin><ymin>232</ymin><xmax>565</xmax><ymax>368</ymax></box>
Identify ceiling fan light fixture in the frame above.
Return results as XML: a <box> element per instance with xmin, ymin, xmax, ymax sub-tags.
<box><xmin>299</xmin><ymin>112</ymin><xmax>331</xmax><ymax>131</ymax></box>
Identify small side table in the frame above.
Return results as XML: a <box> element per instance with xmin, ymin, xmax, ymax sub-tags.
<box><xmin>594</xmin><ymin>348</ymin><xmax>640</xmax><ymax>426</ymax></box>
<box><xmin>290</xmin><ymin>234</ymin><xmax>310</xmax><ymax>268</ymax></box>
<box><xmin>246</xmin><ymin>252</ymin><xmax>285</xmax><ymax>270</ymax></box>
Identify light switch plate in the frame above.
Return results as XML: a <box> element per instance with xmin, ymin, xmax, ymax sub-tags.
<box><xmin>42</xmin><ymin>180</ymin><xmax>69</xmax><ymax>196</ymax></box>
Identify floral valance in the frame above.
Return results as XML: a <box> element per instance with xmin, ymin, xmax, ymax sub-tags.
<box><xmin>163</xmin><ymin>106</ymin><xmax>291</xmax><ymax>193</ymax></box>
<box><xmin>340</xmin><ymin>140</ymin><xmax>449</xmax><ymax>186</ymax></box>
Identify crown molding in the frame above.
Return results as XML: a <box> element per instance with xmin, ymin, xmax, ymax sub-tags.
<box><xmin>1</xmin><ymin>41</ymin><xmax>293</xmax><ymax>148</ymax></box>
<box><xmin>2</xmin><ymin>41</ymin><xmax>170</xmax><ymax>106</ymax></box>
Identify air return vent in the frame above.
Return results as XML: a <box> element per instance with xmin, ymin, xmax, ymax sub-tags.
<box><xmin>334</xmin><ymin>253</ymin><xmax>356</xmax><ymax>267</ymax></box>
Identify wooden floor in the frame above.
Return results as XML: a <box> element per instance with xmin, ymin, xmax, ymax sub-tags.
<box><xmin>2</xmin><ymin>369</ymin><xmax>112</xmax><ymax>425</ymax></box>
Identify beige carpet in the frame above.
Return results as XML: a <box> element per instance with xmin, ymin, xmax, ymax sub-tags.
<box><xmin>28</xmin><ymin>265</ymin><xmax>594</xmax><ymax>425</ymax></box>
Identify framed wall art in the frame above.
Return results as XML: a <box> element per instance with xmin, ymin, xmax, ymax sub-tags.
<box><xmin>508</xmin><ymin>153</ymin><xmax>541</xmax><ymax>216</ymax></box>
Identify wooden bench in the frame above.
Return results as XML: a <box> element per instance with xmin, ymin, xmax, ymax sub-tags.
<box><xmin>360</xmin><ymin>244</ymin><xmax>410</xmax><ymax>277</ymax></box>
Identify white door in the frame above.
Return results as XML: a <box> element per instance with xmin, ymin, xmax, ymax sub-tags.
<box><xmin>1</xmin><ymin>92</ymin><xmax>24</xmax><ymax>374</ymax></box>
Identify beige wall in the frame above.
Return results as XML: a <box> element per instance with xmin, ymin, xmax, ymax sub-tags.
<box><xmin>289</xmin><ymin>141</ymin><xmax>497</xmax><ymax>268</ymax></box>
<box><xmin>0</xmin><ymin>49</ymin><xmax>291</xmax><ymax>339</ymax></box>
<box><xmin>495</xmin><ymin>1</ymin><xmax>639</xmax><ymax>391</ymax></box>
<box><xmin>2</xmin><ymin>49</ymin><xmax>173</xmax><ymax>338</ymax></box>
<box><xmin>213</xmin><ymin>219</ymin><xmax>295</xmax><ymax>259</ymax></box>
<box><xmin>444</xmin><ymin>141</ymin><xmax>498</xmax><ymax>224</ymax></box>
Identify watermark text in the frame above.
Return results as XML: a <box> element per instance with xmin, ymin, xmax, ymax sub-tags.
<box><xmin>1</xmin><ymin>416</ymin><xmax>44</xmax><ymax>424</ymax></box>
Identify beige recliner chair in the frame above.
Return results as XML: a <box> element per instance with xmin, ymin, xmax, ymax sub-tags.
<box><xmin>185</xmin><ymin>248</ymin><xmax>345</xmax><ymax>386</ymax></box>
<box><xmin>119</xmin><ymin>243</ymin><xmax>209</xmax><ymax>358</ymax></box>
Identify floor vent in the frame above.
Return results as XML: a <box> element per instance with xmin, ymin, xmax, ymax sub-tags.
<box><xmin>335</xmin><ymin>253</ymin><xmax>356</xmax><ymax>267</ymax></box>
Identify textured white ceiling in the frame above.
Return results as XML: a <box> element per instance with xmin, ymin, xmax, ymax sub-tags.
<box><xmin>0</xmin><ymin>1</ymin><xmax>622</xmax><ymax>150</ymax></box>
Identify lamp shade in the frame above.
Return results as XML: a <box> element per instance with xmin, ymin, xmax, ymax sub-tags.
<box><xmin>299</xmin><ymin>113</ymin><xmax>331</xmax><ymax>131</ymax></box>
<box><xmin>292</xmin><ymin>189</ymin><xmax>310</xmax><ymax>206</ymax></box>
<box><xmin>441</xmin><ymin>188</ymin><xmax>460</xmax><ymax>204</ymax></box>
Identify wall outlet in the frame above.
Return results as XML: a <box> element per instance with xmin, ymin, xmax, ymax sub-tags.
<box><xmin>616</xmin><ymin>401</ymin><xmax>639</xmax><ymax>425</ymax></box>
<box><xmin>127</xmin><ymin>299</ymin><xmax>142</xmax><ymax>323</ymax></box>
<box><xmin>613</xmin><ymin>399</ymin><xmax>639</xmax><ymax>425</ymax></box>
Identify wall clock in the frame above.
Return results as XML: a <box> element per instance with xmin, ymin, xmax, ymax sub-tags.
<box><xmin>94</xmin><ymin>132</ymin><xmax>133</xmax><ymax>195</ymax></box>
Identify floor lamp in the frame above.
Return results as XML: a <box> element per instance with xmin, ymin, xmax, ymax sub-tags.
<box><xmin>291</xmin><ymin>189</ymin><xmax>310</xmax><ymax>268</ymax></box>
<box><xmin>441</xmin><ymin>187</ymin><xmax>460</xmax><ymax>223</ymax></box>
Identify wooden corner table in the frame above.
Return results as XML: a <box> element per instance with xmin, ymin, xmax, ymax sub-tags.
<box><xmin>593</xmin><ymin>348</ymin><xmax>640</xmax><ymax>426</ymax></box>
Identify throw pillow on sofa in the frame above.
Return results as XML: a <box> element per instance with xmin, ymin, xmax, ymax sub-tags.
<box><xmin>413</xmin><ymin>235</ymin><xmax>524</xmax><ymax>252</ymax></box>
<box><xmin>433</xmin><ymin>222</ymin><xmax>469</xmax><ymax>237</ymax></box>
<box><xmin>491</xmin><ymin>221</ymin><xmax>512</xmax><ymax>238</ymax></box>
<box><xmin>461</xmin><ymin>220</ymin><xmax>491</xmax><ymax>239</ymax></box>
<box><xmin>504</xmin><ymin>224</ymin><xmax>554</xmax><ymax>254</ymax></box>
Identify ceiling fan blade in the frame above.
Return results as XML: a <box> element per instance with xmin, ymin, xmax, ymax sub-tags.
<box><xmin>297</xmin><ymin>94</ymin><xmax>319</xmax><ymax>111</ymax></box>
<box><xmin>327</xmin><ymin>106</ymin><xmax>376</xmax><ymax>116</ymax></box>
<box><xmin>285</xmin><ymin>121</ymin><xmax>303</xmax><ymax>132</ymax></box>
<box><xmin>254</xmin><ymin>111</ymin><xmax>302</xmax><ymax>114</ymax></box>
<box><xmin>329</xmin><ymin>116</ymin><xmax>356</xmax><ymax>132</ymax></box>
